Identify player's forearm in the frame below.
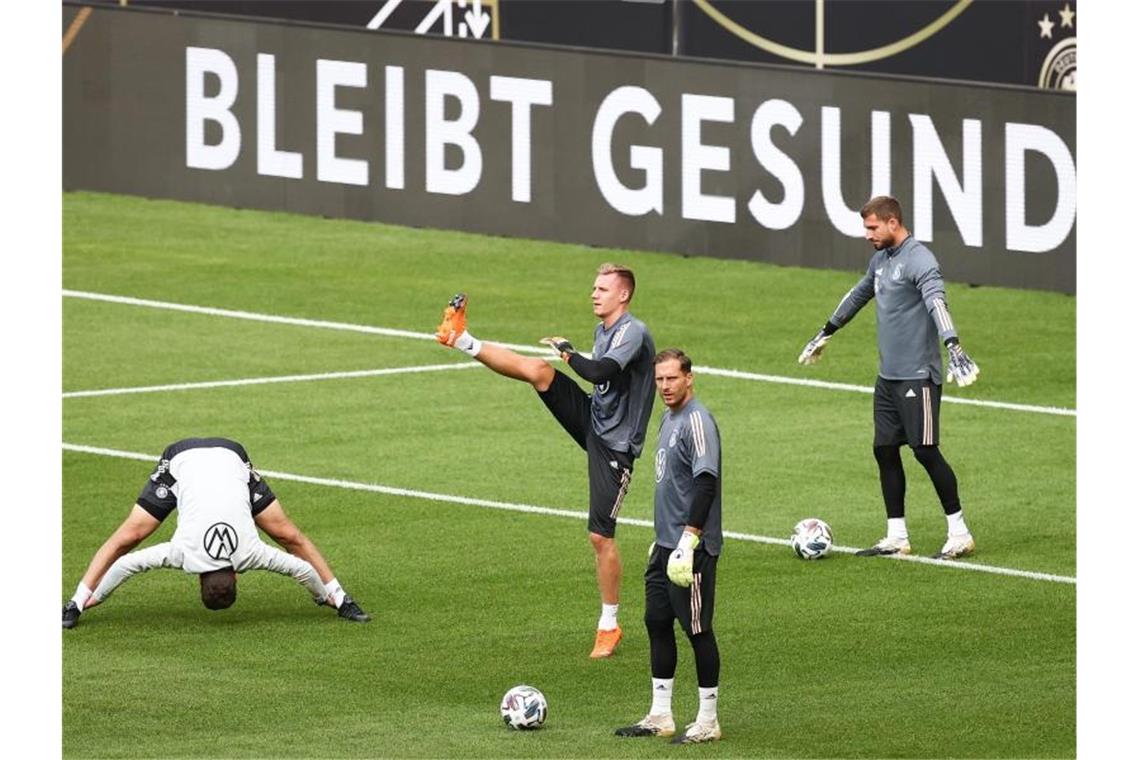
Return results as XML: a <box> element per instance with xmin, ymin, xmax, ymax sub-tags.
<box><xmin>926</xmin><ymin>296</ymin><xmax>959</xmax><ymax>344</ymax></box>
<box><xmin>566</xmin><ymin>354</ymin><xmax>622</xmax><ymax>384</ymax></box>
<box><xmin>916</xmin><ymin>269</ymin><xmax>959</xmax><ymax>343</ymax></box>
<box><xmin>282</xmin><ymin>534</ymin><xmax>335</xmax><ymax>585</ymax></box>
<box><xmin>686</xmin><ymin>473</ymin><xmax>718</xmax><ymax>532</ymax></box>
<box><xmin>829</xmin><ymin>281</ymin><xmax>873</xmax><ymax>327</ymax></box>
<box><xmin>80</xmin><ymin>535</ymin><xmax>146</xmax><ymax>591</ymax></box>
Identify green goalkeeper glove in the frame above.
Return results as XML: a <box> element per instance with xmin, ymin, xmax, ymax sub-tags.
<box><xmin>798</xmin><ymin>330</ymin><xmax>831</xmax><ymax>365</ymax></box>
<box><xmin>667</xmin><ymin>532</ymin><xmax>700</xmax><ymax>588</ymax></box>
<box><xmin>946</xmin><ymin>341</ymin><xmax>980</xmax><ymax>387</ymax></box>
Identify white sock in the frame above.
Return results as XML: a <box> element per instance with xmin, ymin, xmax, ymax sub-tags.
<box><xmin>70</xmin><ymin>582</ymin><xmax>92</xmax><ymax>608</ymax></box>
<box><xmin>454</xmin><ymin>331</ymin><xmax>482</xmax><ymax>357</ymax></box>
<box><xmin>697</xmin><ymin>686</ymin><xmax>719</xmax><ymax>722</ymax></box>
<box><xmin>887</xmin><ymin>517</ymin><xmax>909</xmax><ymax>540</ymax></box>
<box><xmin>946</xmin><ymin>510</ymin><xmax>971</xmax><ymax>537</ymax></box>
<box><xmin>324</xmin><ymin>578</ymin><xmax>346</xmax><ymax>607</ymax></box>
<box><xmin>598</xmin><ymin>603</ymin><xmax>619</xmax><ymax>630</ymax></box>
<box><xmin>651</xmin><ymin>678</ymin><xmax>674</xmax><ymax>716</ymax></box>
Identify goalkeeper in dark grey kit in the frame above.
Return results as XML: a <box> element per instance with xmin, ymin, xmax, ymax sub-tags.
<box><xmin>798</xmin><ymin>196</ymin><xmax>981</xmax><ymax>560</ymax></box>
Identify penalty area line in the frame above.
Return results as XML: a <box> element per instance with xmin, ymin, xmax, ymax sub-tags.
<box><xmin>62</xmin><ymin>442</ymin><xmax>1076</xmax><ymax>586</ymax></box>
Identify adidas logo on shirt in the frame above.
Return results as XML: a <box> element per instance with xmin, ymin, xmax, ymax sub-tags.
<box><xmin>905</xmin><ymin>388</ymin><xmax>917</xmax><ymax>398</ymax></box>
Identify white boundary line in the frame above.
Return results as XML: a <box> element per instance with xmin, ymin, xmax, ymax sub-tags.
<box><xmin>62</xmin><ymin>442</ymin><xmax>1076</xmax><ymax>586</ymax></box>
<box><xmin>63</xmin><ymin>289</ymin><xmax>1075</xmax><ymax>417</ymax></box>
<box><xmin>63</xmin><ymin>362</ymin><xmax>481</xmax><ymax>399</ymax></box>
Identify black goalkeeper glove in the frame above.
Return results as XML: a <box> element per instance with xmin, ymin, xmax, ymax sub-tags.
<box><xmin>540</xmin><ymin>336</ymin><xmax>576</xmax><ymax>355</ymax></box>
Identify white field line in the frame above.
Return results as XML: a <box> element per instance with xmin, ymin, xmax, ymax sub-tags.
<box><xmin>696</xmin><ymin>366</ymin><xmax>1076</xmax><ymax>417</ymax></box>
<box><xmin>63</xmin><ymin>362</ymin><xmax>481</xmax><ymax>399</ymax></box>
<box><xmin>62</xmin><ymin>443</ymin><xmax>1076</xmax><ymax>586</ymax></box>
<box><xmin>63</xmin><ymin>290</ymin><xmax>1075</xmax><ymax>417</ymax></box>
<box><xmin>63</xmin><ymin>289</ymin><xmax>550</xmax><ymax>355</ymax></box>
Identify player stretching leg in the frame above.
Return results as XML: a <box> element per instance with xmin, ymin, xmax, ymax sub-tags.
<box><xmin>436</xmin><ymin>264</ymin><xmax>657</xmax><ymax>658</ymax></box>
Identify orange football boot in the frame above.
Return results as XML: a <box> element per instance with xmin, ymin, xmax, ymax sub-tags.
<box><xmin>435</xmin><ymin>292</ymin><xmax>468</xmax><ymax>346</ymax></box>
<box><xmin>590</xmin><ymin>626</ymin><xmax>623</xmax><ymax>659</ymax></box>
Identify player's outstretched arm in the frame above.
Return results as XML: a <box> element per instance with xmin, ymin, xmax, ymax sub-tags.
<box><xmin>253</xmin><ymin>500</ymin><xmax>370</xmax><ymax>621</ymax></box>
<box><xmin>913</xmin><ymin>262</ymin><xmax>980</xmax><ymax>387</ymax></box>
<box><xmin>543</xmin><ymin>335</ymin><xmax>622</xmax><ymax>383</ymax></box>
<box><xmin>801</xmin><ymin>270</ymin><xmax>875</xmax><ymax>365</ymax></box>
<box><xmin>253</xmin><ymin>542</ymin><xmax>372</xmax><ymax>621</ymax></box>
<box><xmin>254</xmin><ymin>500</ymin><xmax>335</xmax><ymax>584</ymax></box>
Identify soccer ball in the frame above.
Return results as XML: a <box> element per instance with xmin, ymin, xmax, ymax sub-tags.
<box><xmin>791</xmin><ymin>518</ymin><xmax>833</xmax><ymax>560</ymax></box>
<box><xmin>500</xmin><ymin>684</ymin><xmax>548</xmax><ymax>730</ymax></box>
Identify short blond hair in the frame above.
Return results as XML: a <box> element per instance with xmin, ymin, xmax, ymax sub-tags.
<box><xmin>597</xmin><ymin>263</ymin><xmax>636</xmax><ymax>300</ymax></box>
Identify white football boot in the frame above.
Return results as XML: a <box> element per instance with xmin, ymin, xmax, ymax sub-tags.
<box><xmin>933</xmin><ymin>534</ymin><xmax>976</xmax><ymax>560</ymax></box>
<box><xmin>671</xmin><ymin>718</ymin><xmax>722</xmax><ymax>744</ymax></box>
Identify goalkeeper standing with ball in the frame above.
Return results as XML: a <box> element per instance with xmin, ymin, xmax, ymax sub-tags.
<box><xmin>797</xmin><ymin>196</ymin><xmax>980</xmax><ymax>560</ymax></box>
<box><xmin>615</xmin><ymin>349</ymin><xmax>722</xmax><ymax>744</ymax></box>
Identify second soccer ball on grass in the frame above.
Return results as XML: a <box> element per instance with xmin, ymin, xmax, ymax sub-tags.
<box><xmin>500</xmin><ymin>684</ymin><xmax>548</xmax><ymax>730</ymax></box>
<box><xmin>791</xmin><ymin>518</ymin><xmax>834</xmax><ymax>560</ymax></box>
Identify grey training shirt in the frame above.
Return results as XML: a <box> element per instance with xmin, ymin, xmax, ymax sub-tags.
<box><xmin>830</xmin><ymin>236</ymin><xmax>959</xmax><ymax>383</ymax></box>
<box><xmin>591</xmin><ymin>312</ymin><xmax>656</xmax><ymax>458</ymax></box>
<box><xmin>653</xmin><ymin>397</ymin><xmax>723</xmax><ymax>556</ymax></box>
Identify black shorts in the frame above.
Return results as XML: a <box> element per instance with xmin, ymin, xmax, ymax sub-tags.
<box><xmin>645</xmin><ymin>544</ymin><xmax>718</xmax><ymax>637</ymax></box>
<box><xmin>874</xmin><ymin>377</ymin><xmax>941</xmax><ymax>448</ymax></box>
<box><xmin>538</xmin><ymin>370</ymin><xmax>633</xmax><ymax>538</ymax></box>
<box><xmin>136</xmin><ymin>438</ymin><xmax>277</xmax><ymax>521</ymax></box>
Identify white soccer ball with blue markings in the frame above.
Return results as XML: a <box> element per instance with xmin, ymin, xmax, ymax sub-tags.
<box><xmin>500</xmin><ymin>684</ymin><xmax>547</xmax><ymax>730</ymax></box>
<box><xmin>791</xmin><ymin>518</ymin><xmax>833</xmax><ymax>560</ymax></box>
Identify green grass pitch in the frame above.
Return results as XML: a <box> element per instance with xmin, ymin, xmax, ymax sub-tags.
<box><xmin>63</xmin><ymin>191</ymin><xmax>1075</xmax><ymax>758</ymax></box>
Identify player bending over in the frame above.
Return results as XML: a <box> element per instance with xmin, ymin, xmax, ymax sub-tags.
<box><xmin>63</xmin><ymin>437</ymin><xmax>369</xmax><ymax>628</ymax></box>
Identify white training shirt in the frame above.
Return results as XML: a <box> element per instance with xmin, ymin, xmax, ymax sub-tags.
<box><xmin>91</xmin><ymin>444</ymin><xmax>326</xmax><ymax>603</ymax></box>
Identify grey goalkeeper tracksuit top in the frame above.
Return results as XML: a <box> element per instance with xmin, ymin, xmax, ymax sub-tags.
<box><xmin>829</xmin><ymin>236</ymin><xmax>959</xmax><ymax>384</ymax></box>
